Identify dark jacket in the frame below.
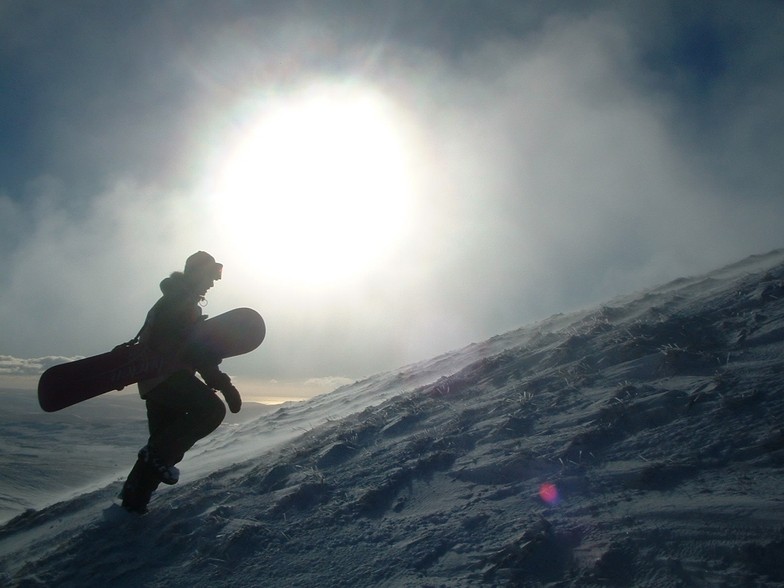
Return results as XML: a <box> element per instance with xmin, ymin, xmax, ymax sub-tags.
<box><xmin>137</xmin><ymin>273</ymin><xmax>205</xmax><ymax>398</ymax></box>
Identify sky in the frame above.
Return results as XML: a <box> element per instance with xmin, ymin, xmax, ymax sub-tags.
<box><xmin>1</xmin><ymin>0</ymin><xmax>783</xmax><ymax>402</ymax></box>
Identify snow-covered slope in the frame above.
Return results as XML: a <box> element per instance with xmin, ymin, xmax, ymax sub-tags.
<box><xmin>3</xmin><ymin>250</ymin><xmax>784</xmax><ymax>586</ymax></box>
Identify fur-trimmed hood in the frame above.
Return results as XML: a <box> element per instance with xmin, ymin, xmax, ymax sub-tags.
<box><xmin>159</xmin><ymin>272</ymin><xmax>200</xmax><ymax>302</ymax></box>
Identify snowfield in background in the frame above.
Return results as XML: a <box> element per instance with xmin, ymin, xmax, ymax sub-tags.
<box><xmin>2</xmin><ymin>250</ymin><xmax>784</xmax><ymax>586</ymax></box>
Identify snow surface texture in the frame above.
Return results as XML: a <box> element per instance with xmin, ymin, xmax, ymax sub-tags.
<box><xmin>2</xmin><ymin>250</ymin><xmax>784</xmax><ymax>587</ymax></box>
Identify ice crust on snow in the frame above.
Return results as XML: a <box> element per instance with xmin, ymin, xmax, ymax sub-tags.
<box><xmin>2</xmin><ymin>249</ymin><xmax>784</xmax><ymax>586</ymax></box>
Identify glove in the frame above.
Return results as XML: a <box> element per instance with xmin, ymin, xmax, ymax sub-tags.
<box><xmin>198</xmin><ymin>366</ymin><xmax>241</xmax><ymax>413</ymax></box>
<box><xmin>198</xmin><ymin>365</ymin><xmax>229</xmax><ymax>389</ymax></box>
<box><xmin>221</xmin><ymin>384</ymin><xmax>242</xmax><ymax>414</ymax></box>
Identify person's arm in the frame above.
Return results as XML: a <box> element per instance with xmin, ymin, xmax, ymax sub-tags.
<box><xmin>198</xmin><ymin>364</ymin><xmax>242</xmax><ymax>413</ymax></box>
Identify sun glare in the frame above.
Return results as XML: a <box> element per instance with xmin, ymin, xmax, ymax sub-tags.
<box><xmin>209</xmin><ymin>82</ymin><xmax>416</xmax><ymax>285</ymax></box>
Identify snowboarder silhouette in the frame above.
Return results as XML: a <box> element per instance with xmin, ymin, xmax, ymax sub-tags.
<box><xmin>120</xmin><ymin>251</ymin><xmax>242</xmax><ymax>513</ymax></box>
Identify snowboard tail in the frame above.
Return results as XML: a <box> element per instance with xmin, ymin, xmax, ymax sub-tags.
<box><xmin>38</xmin><ymin>345</ymin><xmax>173</xmax><ymax>412</ymax></box>
<box><xmin>38</xmin><ymin>307</ymin><xmax>265</xmax><ymax>412</ymax></box>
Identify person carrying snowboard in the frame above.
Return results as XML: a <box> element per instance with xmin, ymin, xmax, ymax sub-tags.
<box><xmin>120</xmin><ymin>251</ymin><xmax>242</xmax><ymax>513</ymax></box>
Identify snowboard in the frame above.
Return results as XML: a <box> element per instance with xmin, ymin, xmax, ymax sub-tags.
<box><xmin>38</xmin><ymin>307</ymin><xmax>266</xmax><ymax>412</ymax></box>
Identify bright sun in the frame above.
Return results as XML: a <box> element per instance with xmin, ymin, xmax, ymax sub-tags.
<box><xmin>209</xmin><ymin>82</ymin><xmax>416</xmax><ymax>286</ymax></box>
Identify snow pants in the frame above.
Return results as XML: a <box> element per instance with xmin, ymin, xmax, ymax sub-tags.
<box><xmin>144</xmin><ymin>370</ymin><xmax>227</xmax><ymax>467</ymax></box>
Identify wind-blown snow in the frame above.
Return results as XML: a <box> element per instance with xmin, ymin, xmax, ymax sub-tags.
<box><xmin>2</xmin><ymin>250</ymin><xmax>784</xmax><ymax>586</ymax></box>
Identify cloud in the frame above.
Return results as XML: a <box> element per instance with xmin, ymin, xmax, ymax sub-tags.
<box><xmin>1</xmin><ymin>2</ymin><xmax>783</xmax><ymax>389</ymax></box>
<box><xmin>333</xmin><ymin>7</ymin><xmax>784</xmax><ymax>375</ymax></box>
<box><xmin>0</xmin><ymin>354</ymin><xmax>81</xmax><ymax>377</ymax></box>
<box><xmin>1</xmin><ymin>180</ymin><xmax>201</xmax><ymax>355</ymax></box>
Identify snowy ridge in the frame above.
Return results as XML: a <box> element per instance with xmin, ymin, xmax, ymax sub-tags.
<box><xmin>3</xmin><ymin>250</ymin><xmax>784</xmax><ymax>586</ymax></box>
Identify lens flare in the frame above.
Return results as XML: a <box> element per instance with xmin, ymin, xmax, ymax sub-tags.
<box><xmin>539</xmin><ymin>482</ymin><xmax>559</xmax><ymax>505</ymax></box>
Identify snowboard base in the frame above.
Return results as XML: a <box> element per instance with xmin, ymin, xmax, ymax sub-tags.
<box><xmin>38</xmin><ymin>307</ymin><xmax>265</xmax><ymax>412</ymax></box>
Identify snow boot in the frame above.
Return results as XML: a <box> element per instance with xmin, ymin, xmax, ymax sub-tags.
<box><xmin>120</xmin><ymin>457</ymin><xmax>161</xmax><ymax>514</ymax></box>
<box><xmin>138</xmin><ymin>445</ymin><xmax>180</xmax><ymax>485</ymax></box>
